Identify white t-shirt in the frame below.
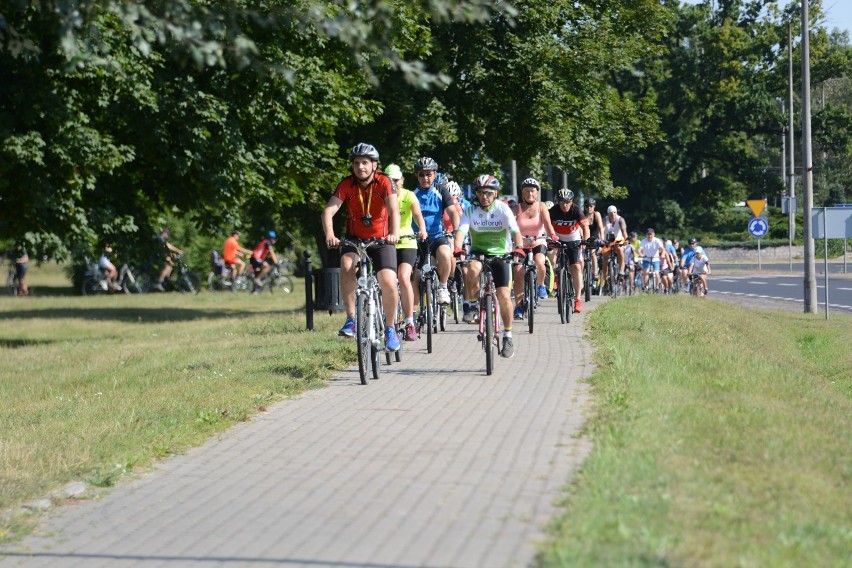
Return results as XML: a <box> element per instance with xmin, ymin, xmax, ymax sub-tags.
<box><xmin>691</xmin><ymin>257</ymin><xmax>710</xmax><ymax>274</ymax></box>
<box><xmin>639</xmin><ymin>237</ymin><xmax>664</xmax><ymax>260</ymax></box>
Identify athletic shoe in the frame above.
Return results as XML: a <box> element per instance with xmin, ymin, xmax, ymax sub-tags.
<box><xmin>404</xmin><ymin>323</ymin><xmax>419</xmax><ymax>342</ymax></box>
<box><xmin>574</xmin><ymin>298</ymin><xmax>583</xmax><ymax>313</ymax></box>
<box><xmin>338</xmin><ymin>317</ymin><xmax>356</xmax><ymax>337</ymax></box>
<box><xmin>385</xmin><ymin>327</ymin><xmax>400</xmax><ymax>352</ymax></box>
<box><xmin>500</xmin><ymin>337</ymin><xmax>514</xmax><ymax>358</ymax></box>
<box><xmin>437</xmin><ymin>288</ymin><xmax>451</xmax><ymax>305</ymax></box>
<box><xmin>463</xmin><ymin>308</ymin><xmax>478</xmax><ymax>324</ymax></box>
<box><xmin>513</xmin><ymin>306</ymin><xmax>524</xmax><ymax>320</ymax></box>
<box><xmin>154</xmin><ymin>283</ymin><xmax>166</xmax><ymax>292</ymax></box>
<box><xmin>537</xmin><ymin>285</ymin><xmax>548</xmax><ymax>300</ymax></box>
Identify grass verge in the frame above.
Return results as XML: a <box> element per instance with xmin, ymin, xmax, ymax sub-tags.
<box><xmin>539</xmin><ymin>296</ymin><xmax>852</xmax><ymax>567</ymax></box>
<box><xmin>0</xmin><ymin>264</ymin><xmax>354</xmax><ymax>541</ymax></box>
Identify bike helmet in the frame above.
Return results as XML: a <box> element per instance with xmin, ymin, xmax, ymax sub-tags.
<box><xmin>629</xmin><ymin>231</ymin><xmax>638</xmax><ymax>239</ymax></box>
<box><xmin>474</xmin><ymin>174</ymin><xmax>501</xmax><ymax>191</ymax></box>
<box><xmin>348</xmin><ymin>143</ymin><xmax>380</xmax><ymax>161</ymax></box>
<box><xmin>521</xmin><ymin>177</ymin><xmax>541</xmax><ymax>190</ymax></box>
<box><xmin>585</xmin><ymin>197</ymin><xmax>596</xmax><ymax>206</ymax></box>
<box><xmin>688</xmin><ymin>237</ymin><xmax>697</xmax><ymax>245</ymax></box>
<box><xmin>267</xmin><ymin>230</ymin><xmax>277</xmax><ymax>239</ymax></box>
<box><xmin>544</xmin><ymin>201</ymin><xmax>554</xmax><ymax>209</ymax></box>
<box><xmin>557</xmin><ymin>188</ymin><xmax>574</xmax><ymax>202</ymax></box>
<box><xmin>414</xmin><ymin>156</ymin><xmax>438</xmax><ymax>171</ymax></box>
<box><xmin>446</xmin><ymin>181</ymin><xmax>462</xmax><ymax>199</ymax></box>
<box><xmin>384</xmin><ymin>163</ymin><xmax>402</xmax><ymax>180</ymax></box>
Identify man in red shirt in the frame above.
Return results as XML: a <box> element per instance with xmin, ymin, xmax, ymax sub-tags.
<box><xmin>321</xmin><ymin>143</ymin><xmax>401</xmax><ymax>351</ymax></box>
<box><xmin>250</xmin><ymin>231</ymin><xmax>280</xmax><ymax>291</ymax></box>
<box><xmin>223</xmin><ymin>230</ymin><xmax>251</xmax><ymax>276</ymax></box>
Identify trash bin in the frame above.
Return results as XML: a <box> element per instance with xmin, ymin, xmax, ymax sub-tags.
<box><xmin>313</xmin><ymin>268</ymin><xmax>344</xmax><ymax>313</ymax></box>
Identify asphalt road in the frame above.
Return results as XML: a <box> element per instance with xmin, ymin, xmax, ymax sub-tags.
<box><xmin>714</xmin><ymin>262</ymin><xmax>852</xmax><ymax>274</ymax></box>
<box><xmin>710</xmin><ymin>272</ymin><xmax>852</xmax><ymax>313</ymax></box>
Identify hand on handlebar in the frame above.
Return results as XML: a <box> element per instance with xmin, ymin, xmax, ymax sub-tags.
<box><xmin>512</xmin><ymin>247</ymin><xmax>525</xmax><ymax>262</ymax></box>
<box><xmin>326</xmin><ymin>235</ymin><xmax>340</xmax><ymax>248</ymax></box>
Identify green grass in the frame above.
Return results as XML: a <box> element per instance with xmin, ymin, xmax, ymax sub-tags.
<box><xmin>0</xmin><ymin>263</ymin><xmax>354</xmax><ymax>540</ymax></box>
<box><xmin>538</xmin><ymin>296</ymin><xmax>852</xmax><ymax>567</ymax></box>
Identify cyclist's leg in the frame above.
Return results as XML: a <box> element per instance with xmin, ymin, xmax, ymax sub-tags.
<box><xmin>370</xmin><ymin>245</ymin><xmax>399</xmax><ymax>328</ymax></box>
<box><xmin>339</xmin><ymin>249</ymin><xmax>360</xmax><ymax>318</ymax></box>
<box><xmin>615</xmin><ymin>246</ymin><xmax>625</xmax><ymax>276</ymax></box>
<box><xmin>432</xmin><ymin>238</ymin><xmax>452</xmax><ymax>287</ymax></box>
<box><xmin>511</xmin><ymin>261</ymin><xmax>525</xmax><ymax>315</ymax></box>
<box><xmin>396</xmin><ymin>250</ymin><xmax>417</xmax><ymax>321</ymax></box>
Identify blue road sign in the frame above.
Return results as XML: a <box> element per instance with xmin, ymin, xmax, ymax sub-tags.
<box><xmin>748</xmin><ymin>217</ymin><xmax>769</xmax><ymax>238</ymax></box>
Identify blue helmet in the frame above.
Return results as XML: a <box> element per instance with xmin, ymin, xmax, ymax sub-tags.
<box><xmin>267</xmin><ymin>230</ymin><xmax>277</xmax><ymax>239</ymax></box>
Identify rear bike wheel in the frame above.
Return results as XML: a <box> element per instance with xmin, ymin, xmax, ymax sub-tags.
<box><xmin>355</xmin><ymin>292</ymin><xmax>370</xmax><ymax>384</ymax></box>
<box><xmin>583</xmin><ymin>258</ymin><xmax>593</xmax><ymax>302</ymax></box>
<box><xmin>371</xmin><ymin>289</ymin><xmax>383</xmax><ymax>381</ymax></box>
<box><xmin>82</xmin><ymin>277</ymin><xmax>104</xmax><ymax>296</ymax></box>
<box><xmin>484</xmin><ymin>294</ymin><xmax>495</xmax><ymax>376</ymax></box>
<box><xmin>525</xmin><ymin>269</ymin><xmax>536</xmax><ymax>334</ymax></box>
<box><xmin>179</xmin><ymin>271</ymin><xmax>202</xmax><ymax>294</ymax></box>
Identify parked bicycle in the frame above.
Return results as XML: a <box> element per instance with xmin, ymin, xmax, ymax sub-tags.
<box><xmin>341</xmin><ymin>238</ymin><xmax>387</xmax><ymax>385</ymax></box>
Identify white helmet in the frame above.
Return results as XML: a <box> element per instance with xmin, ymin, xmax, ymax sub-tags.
<box><xmin>607</xmin><ymin>205</ymin><xmax>618</xmax><ymax>214</ymax></box>
<box><xmin>446</xmin><ymin>181</ymin><xmax>462</xmax><ymax>199</ymax></box>
<box><xmin>544</xmin><ymin>201</ymin><xmax>554</xmax><ymax>209</ymax></box>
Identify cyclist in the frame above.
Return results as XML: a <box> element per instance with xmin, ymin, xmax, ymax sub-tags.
<box><xmin>599</xmin><ymin>205</ymin><xmax>627</xmax><ymax>289</ymax></box>
<box><xmin>453</xmin><ymin>174</ymin><xmax>524</xmax><ymax>358</ymax></box>
<box><xmin>661</xmin><ymin>239</ymin><xmax>677</xmax><ymax>293</ymax></box>
<box><xmin>623</xmin><ymin>238</ymin><xmax>638</xmax><ymax>294</ymax></box>
<box><xmin>687</xmin><ymin>249</ymin><xmax>711</xmax><ymax>295</ymax></box>
<box><xmin>249</xmin><ymin>231</ymin><xmax>280</xmax><ymax>292</ymax></box>
<box><xmin>638</xmin><ymin>228</ymin><xmax>665</xmax><ymax>291</ymax></box>
<box><xmin>223</xmin><ymin>230</ymin><xmax>251</xmax><ymax>277</ymax></box>
<box><xmin>321</xmin><ymin>142</ymin><xmax>401</xmax><ymax>352</ymax></box>
<box><xmin>11</xmin><ymin>241</ymin><xmax>29</xmax><ymax>296</ymax></box>
<box><xmin>512</xmin><ymin>177</ymin><xmax>557</xmax><ymax>319</ymax></box>
<box><xmin>98</xmin><ymin>243</ymin><xmax>121</xmax><ymax>291</ymax></box>
<box><xmin>583</xmin><ymin>197</ymin><xmax>604</xmax><ymax>286</ymax></box>
<box><xmin>548</xmin><ymin>188</ymin><xmax>590</xmax><ymax>313</ymax></box>
<box><xmin>387</xmin><ymin>163</ymin><xmax>427</xmax><ymax>342</ymax></box>
<box><xmin>679</xmin><ymin>237</ymin><xmax>708</xmax><ymax>290</ymax></box>
<box><xmin>155</xmin><ymin>228</ymin><xmax>184</xmax><ymax>292</ymax></box>
<box><xmin>412</xmin><ymin>157</ymin><xmax>460</xmax><ymax>306</ymax></box>
<box><xmin>446</xmin><ymin>180</ymin><xmax>476</xmax><ymax>318</ymax></box>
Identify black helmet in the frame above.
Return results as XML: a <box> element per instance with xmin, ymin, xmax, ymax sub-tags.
<box><xmin>688</xmin><ymin>237</ymin><xmax>697</xmax><ymax>245</ymax></box>
<box><xmin>414</xmin><ymin>157</ymin><xmax>439</xmax><ymax>172</ymax></box>
<box><xmin>586</xmin><ymin>197</ymin><xmax>596</xmax><ymax>206</ymax></box>
<box><xmin>348</xmin><ymin>143</ymin><xmax>379</xmax><ymax>161</ymax></box>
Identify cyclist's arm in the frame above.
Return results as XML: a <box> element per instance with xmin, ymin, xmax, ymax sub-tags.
<box><xmin>384</xmin><ymin>191</ymin><xmax>400</xmax><ymax>244</ymax></box>
<box><xmin>411</xmin><ymin>199</ymin><xmax>428</xmax><ymax>241</ymax></box>
<box><xmin>322</xmin><ymin>196</ymin><xmax>344</xmax><ymax>246</ymax></box>
<box><xmin>594</xmin><ymin>212</ymin><xmax>604</xmax><ymax>240</ymax></box>
<box><xmin>166</xmin><ymin>242</ymin><xmax>183</xmax><ymax>255</ymax></box>
<box><xmin>581</xmin><ymin>219</ymin><xmax>590</xmax><ymax>241</ymax></box>
<box><xmin>540</xmin><ymin>204</ymin><xmax>557</xmax><ymax>238</ymax></box>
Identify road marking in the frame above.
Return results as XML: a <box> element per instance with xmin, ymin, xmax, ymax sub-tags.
<box><xmin>839</xmin><ymin>287</ymin><xmax>852</xmax><ymax>291</ymax></box>
<box><xmin>748</xmin><ymin>281</ymin><xmax>768</xmax><ymax>285</ymax></box>
<box><xmin>715</xmin><ymin>291</ymin><xmax>852</xmax><ymax>311</ymax></box>
<box><xmin>777</xmin><ymin>283</ymin><xmax>796</xmax><ymax>286</ymax></box>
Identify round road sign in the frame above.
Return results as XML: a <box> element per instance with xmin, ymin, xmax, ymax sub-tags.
<box><xmin>748</xmin><ymin>217</ymin><xmax>768</xmax><ymax>238</ymax></box>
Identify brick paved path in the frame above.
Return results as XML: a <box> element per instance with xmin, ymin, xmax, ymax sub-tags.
<box><xmin>1</xmin><ymin>297</ymin><xmax>602</xmax><ymax>568</ymax></box>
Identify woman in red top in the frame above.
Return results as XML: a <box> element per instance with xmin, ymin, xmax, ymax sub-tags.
<box><xmin>321</xmin><ymin>143</ymin><xmax>401</xmax><ymax>351</ymax></box>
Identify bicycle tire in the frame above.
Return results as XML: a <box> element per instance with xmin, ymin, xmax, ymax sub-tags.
<box><xmin>82</xmin><ymin>277</ymin><xmax>106</xmax><ymax>297</ymax></box>
<box><xmin>583</xmin><ymin>258</ymin><xmax>592</xmax><ymax>302</ymax></box>
<box><xmin>484</xmin><ymin>294</ymin><xmax>495</xmax><ymax>376</ymax></box>
<box><xmin>207</xmin><ymin>272</ymin><xmax>222</xmax><ymax>292</ymax></box>
<box><xmin>7</xmin><ymin>272</ymin><xmax>18</xmax><ymax>296</ymax></box>
<box><xmin>179</xmin><ymin>271</ymin><xmax>202</xmax><ymax>294</ymax></box>
<box><xmin>525</xmin><ymin>269</ymin><xmax>536</xmax><ymax>334</ymax></box>
<box><xmin>394</xmin><ymin>300</ymin><xmax>404</xmax><ymax>363</ymax></box>
<box><xmin>424</xmin><ymin>280</ymin><xmax>433</xmax><ymax>354</ymax></box>
<box><xmin>371</xmin><ymin>295</ymin><xmax>382</xmax><ymax>381</ymax></box>
<box><xmin>565</xmin><ymin>272</ymin><xmax>573</xmax><ymax>324</ymax></box>
<box><xmin>271</xmin><ymin>274</ymin><xmax>294</xmax><ymax>294</ymax></box>
<box><xmin>355</xmin><ymin>292</ymin><xmax>370</xmax><ymax>384</ymax></box>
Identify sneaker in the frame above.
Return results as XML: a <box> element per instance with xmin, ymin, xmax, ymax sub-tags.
<box><xmin>154</xmin><ymin>283</ymin><xmax>166</xmax><ymax>292</ymax></box>
<box><xmin>437</xmin><ymin>288</ymin><xmax>451</xmax><ymax>305</ymax></box>
<box><xmin>463</xmin><ymin>308</ymin><xmax>478</xmax><ymax>324</ymax></box>
<box><xmin>385</xmin><ymin>327</ymin><xmax>400</xmax><ymax>352</ymax></box>
<box><xmin>404</xmin><ymin>323</ymin><xmax>419</xmax><ymax>342</ymax></box>
<box><xmin>537</xmin><ymin>285</ymin><xmax>548</xmax><ymax>300</ymax></box>
<box><xmin>338</xmin><ymin>317</ymin><xmax>356</xmax><ymax>337</ymax></box>
<box><xmin>500</xmin><ymin>337</ymin><xmax>515</xmax><ymax>358</ymax></box>
<box><xmin>513</xmin><ymin>306</ymin><xmax>524</xmax><ymax>320</ymax></box>
<box><xmin>574</xmin><ymin>298</ymin><xmax>583</xmax><ymax>313</ymax></box>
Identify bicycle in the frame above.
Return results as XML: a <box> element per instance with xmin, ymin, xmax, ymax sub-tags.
<box><xmin>516</xmin><ymin>244</ymin><xmax>538</xmax><ymax>334</ymax></box>
<box><xmin>450</xmin><ymin>264</ymin><xmax>464</xmax><ymax>324</ymax></box>
<box><xmin>582</xmin><ymin>240</ymin><xmax>597</xmax><ymax>303</ymax></box>
<box><xmin>550</xmin><ymin>239</ymin><xmax>581</xmax><ymax>325</ymax></box>
<box><xmin>81</xmin><ymin>257</ymin><xmax>125</xmax><ymax>296</ymax></box>
<box><xmin>341</xmin><ymin>238</ymin><xmax>387</xmax><ymax>384</ymax></box>
<box><xmin>415</xmin><ymin>236</ymin><xmax>447</xmax><ymax>354</ymax></box>
<box><xmin>601</xmin><ymin>242</ymin><xmax>623</xmax><ymax>299</ymax></box>
<box><xmin>253</xmin><ymin>261</ymin><xmax>294</xmax><ymax>294</ymax></box>
<box><xmin>642</xmin><ymin>258</ymin><xmax>662</xmax><ymax>294</ymax></box>
<box><xmin>6</xmin><ymin>259</ymin><xmax>20</xmax><ymax>296</ymax></box>
<box><xmin>689</xmin><ymin>273</ymin><xmax>707</xmax><ymax>297</ymax></box>
<box><xmin>459</xmin><ymin>253</ymin><xmax>510</xmax><ymax>376</ymax></box>
<box><xmin>143</xmin><ymin>255</ymin><xmax>202</xmax><ymax>294</ymax></box>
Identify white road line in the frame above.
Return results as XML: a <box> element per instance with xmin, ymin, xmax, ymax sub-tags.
<box><xmin>777</xmin><ymin>283</ymin><xmax>796</xmax><ymax>286</ymax></box>
<box><xmin>839</xmin><ymin>287</ymin><xmax>852</xmax><ymax>291</ymax></box>
<box><xmin>715</xmin><ymin>291</ymin><xmax>852</xmax><ymax>311</ymax></box>
<box><xmin>748</xmin><ymin>281</ymin><xmax>768</xmax><ymax>285</ymax></box>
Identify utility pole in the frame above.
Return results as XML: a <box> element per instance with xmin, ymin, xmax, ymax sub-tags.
<box><xmin>788</xmin><ymin>23</ymin><xmax>796</xmax><ymax>271</ymax></box>
<box><xmin>801</xmin><ymin>1</ymin><xmax>817</xmax><ymax>312</ymax></box>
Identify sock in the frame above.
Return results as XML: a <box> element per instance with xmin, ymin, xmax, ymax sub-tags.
<box><xmin>440</xmin><ymin>283</ymin><xmax>448</xmax><ymax>290</ymax></box>
<box><xmin>503</xmin><ymin>329</ymin><xmax>512</xmax><ymax>338</ymax></box>
<box><xmin>405</xmin><ymin>317</ymin><xmax>414</xmax><ymax>325</ymax></box>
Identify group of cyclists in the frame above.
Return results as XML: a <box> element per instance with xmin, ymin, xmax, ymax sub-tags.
<box><xmin>320</xmin><ymin>142</ymin><xmax>714</xmax><ymax>362</ymax></box>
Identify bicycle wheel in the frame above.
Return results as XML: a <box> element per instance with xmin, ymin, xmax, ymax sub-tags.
<box><xmin>207</xmin><ymin>272</ymin><xmax>222</xmax><ymax>292</ymax></box>
<box><xmin>557</xmin><ymin>267</ymin><xmax>568</xmax><ymax>324</ymax></box>
<box><xmin>7</xmin><ymin>272</ymin><xmax>18</xmax><ymax>296</ymax></box>
<box><xmin>424</xmin><ymin>279</ymin><xmax>433</xmax><ymax>354</ymax></box>
<box><xmin>81</xmin><ymin>277</ymin><xmax>104</xmax><ymax>296</ymax></box>
<box><xmin>525</xmin><ymin>269</ymin><xmax>536</xmax><ymax>334</ymax></box>
<box><xmin>583</xmin><ymin>258</ymin><xmax>593</xmax><ymax>302</ymax></box>
<box><xmin>565</xmin><ymin>272</ymin><xmax>574</xmax><ymax>324</ymax></box>
<box><xmin>355</xmin><ymin>292</ymin><xmax>370</xmax><ymax>384</ymax></box>
<box><xmin>179</xmin><ymin>271</ymin><xmax>202</xmax><ymax>294</ymax></box>
<box><xmin>394</xmin><ymin>299</ymin><xmax>404</xmax><ymax>363</ymax></box>
<box><xmin>271</xmin><ymin>274</ymin><xmax>294</xmax><ymax>294</ymax></box>
<box><xmin>371</xmin><ymin>304</ymin><xmax>382</xmax><ymax>381</ymax></box>
<box><xmin>484</xmin><ymin>294</ymin><xmax>495</xmax><ymax>376</ymax></box>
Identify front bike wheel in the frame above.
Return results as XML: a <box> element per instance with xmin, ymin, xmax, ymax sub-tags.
<box><xmin>484</xmin><ymin>294</ymin><xmax>495</xmax><ymax>376</ymax></box>
<box><xmin>584</xmin><ymin>259</ymin><xmax>593</xmax><ymax>302</ymax></box>
<box><xmin>180</xmin><ymin>271</ymin><xmax>202</xmax><ymax>294</ymax></box>
<box><xmin>82</xmin><ymin>277</ymin><xmax>104</xmax><ymax>296</ymax></box>
<box><xmin>424</xmin><ymin>280</ymin><xmax>434</xmax><ymax>354</ymax></box>
<box><xmin>558</xmin><ymin>268</ymin><xmax>569</xmax><ymax>324</ymax></box>
<box><xmin>355</xmin><ymin>292</ymin><xmax>370</xmax><ymax>384</ymax></box>
<box><xmin>525</xmin><ymin>269</ymin><xmax>536</xmax><ymax>334</ymax></box>
<box><xmin>271</xmin><ymin>274</ymin><xmax>294</xmax><ymax>294</ymax></box>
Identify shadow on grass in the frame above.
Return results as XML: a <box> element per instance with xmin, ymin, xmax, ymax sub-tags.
<box><xmin>1</xmin><ymin>306</ymin><xmax>306</xmax><ymax>323</ymax></box>
<box><xmin>0</xmin><ymin>338</ymin><xmax>56</xmax><ymax>349</ymax></box>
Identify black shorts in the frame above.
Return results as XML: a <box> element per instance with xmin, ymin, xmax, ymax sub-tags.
<box><xmin>427</xmin><ymin>235</ymin><xmax>451</xmax><ymax>256</ymax></box>
<box><xmin>470</xmin><ymin>252</ymin><xmax>512</xmax><ymax>288</ymax></box>
<box><xmin>396</xmin><ymin>247</ymin><xmax>417</xmax><ymax>268</ymax></box>
<box><xmin>342</xmin><ymin>242</ymin><xmax>397</xmax><ymax>273</ymax></box>
<box><xmin>524</xmin><ymin>244</ymin><xmax>547</xmax><ymax>256</ymax></box>
<box><xmin>249</xmin><ymin>257</ymin><xmax>265</xmax><ymax>271</ymax></box>
<box><xmin>557</xmin><ymin>241</ymin><xmax>582</xmax><ymax>265</ymax></box>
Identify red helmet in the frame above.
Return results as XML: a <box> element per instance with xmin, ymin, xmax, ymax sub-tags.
<box><xmin>474</xmin><ymin>175</ymin><xmax>500</xmax><ymax>191</ymax></box>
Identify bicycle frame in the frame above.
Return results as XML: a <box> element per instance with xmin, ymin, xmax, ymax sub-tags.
<box><xmin>342</xmin><ymin>238</ymin><xmax>386</xmax><ymax>384</ymax></box>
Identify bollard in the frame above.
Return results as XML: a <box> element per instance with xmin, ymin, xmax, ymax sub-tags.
<box><xmin>304</xmin><ymin>250</ymin><xmax>314</xmax><ymax>330</ymax></box>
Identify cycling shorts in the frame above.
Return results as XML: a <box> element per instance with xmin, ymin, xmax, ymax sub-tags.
<box><xmin>469</xmin><ymin>252</ymin><xmax>512</xmax><ymax>288</ymax></box>
<box><xmin>396</xmin><ymin>247</ymin><xmax>417</xmax><ymax>268</ymax></box>
<box><xmin>556</xmin><ymin>241</ymin><xmax>582</xmax><ymax>266</ymax></box>
<box><xmin>250</xmin><ymin>257</ymin><xmax>266</xmax><ymax>271</ymax></box>
<box><xmin>642</xmin><ymin>259</ymin><xmax>660</xmax><ymax>271</ymax></box>
<box><xmin>16</xmin><ymin>262</ymin><xmax>28</xmax><ymax>280</ymax></box>
<box><xmin>524</xmin><ymin>244</ymin><xmax>547</xmax><ymax>256</ymax></box>
<box><xmin>427</xmin><ymin>235</ymin><xmax>451</xmax><ymax>256</ymax></box>
<box><xmin>342</xmin><ymin>242</ymin><xmax>397</xmax><ymax>273</ymax></box>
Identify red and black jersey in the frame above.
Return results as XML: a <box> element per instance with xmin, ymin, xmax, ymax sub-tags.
<box><xmin>333</xmin><ymin>172</ymin><xmax>396</xmax><ymax>240</ymax></box>
<box><xmin>549</xmin><ymin>203</ymin><xmax>587</xmax><ymax>240</ymax></box>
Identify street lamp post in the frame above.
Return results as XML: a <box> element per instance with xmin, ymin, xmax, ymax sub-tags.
<box><xmin>801</xmin><ymin>1</ymin><xmax>817</xmax><ymax>313</ymax></box>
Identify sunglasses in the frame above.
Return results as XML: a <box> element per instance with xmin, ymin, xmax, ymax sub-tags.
<box><xmin>417</xmin><ymin>172</ymin><xmax>435</xmax><ymax>178</ymax></box>
<box><xmin>476</xmin><ymin>190</ymin><xmax>497</xmax><ymax>197</ymax></box>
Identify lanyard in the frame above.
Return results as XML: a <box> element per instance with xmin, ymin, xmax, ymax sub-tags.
<box><xmin>357</xmin><ymin>183</ymin><xmax>373</xmax><ymax>215</ymax></box>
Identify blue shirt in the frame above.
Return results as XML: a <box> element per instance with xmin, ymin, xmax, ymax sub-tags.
<box><xmin>681</xmin><ymin>245</ymin><xmax>706</xmax><ymax>266</ymax></box>
<box><xmin>414</xmin><ymin>184</ymin><xmax>454</xmax><ymax>241</ymax></box>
